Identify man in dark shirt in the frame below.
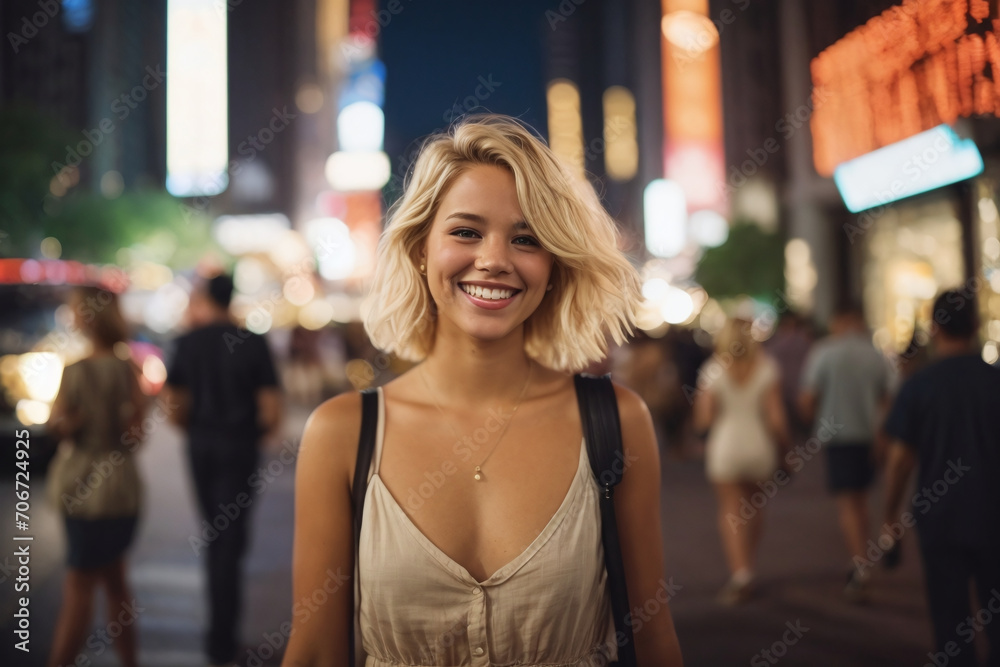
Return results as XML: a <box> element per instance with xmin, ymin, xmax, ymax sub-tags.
<box><xmin>883</xmin><ymin>289</ymin><xmax>1000</xmax><ymax>667</ymax></box>
<box><xmin>166</xmin><ymin>274</ymin><xmax>282</xmax><ymax>667</ymax></box>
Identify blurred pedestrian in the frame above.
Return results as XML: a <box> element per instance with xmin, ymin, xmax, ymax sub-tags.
<box><xmin>164</xmin><ymin>274</ymin><xmax>282</xmax><ymax>667</ymax></box>
<box><xmin>694</xmin><ymin>317</ymin><xmax>789</xmax><ymax>604</ymax></box>
<box><xmin>666</xmin><ymin>328</ymin><xmax>712</xmax><ymax>459</ymax></box>
<box><xmin>881</xmin><ymin>290</ymin><xmax>1000</xmax><ymax>666</ymax></box>
<box><xmin>284</xmin><ymin>325</ymin><xmax>324</xmax><ymax>405</ymax></box>
<box><xmin>46</xmin><ymin>286</ymin><xmax>147</xmax><ymax>667</ymax></box>
<box><xmin>876</xmin><ymin>332</ymin><xmax>930</xmax><ymax>477</ymax></box>
<box><xmin>764</xmin><ymin>311</ymin><xmax>813</xmax><ymax>442</ymax></box>
<box><xmin>799</xmin><ymin>303</ymin><xmax>890</xmax><ymax>602</ymax></box>
<box><xmin>895</xmin><ymin>331</ymin><xmax>931</xmax><ymax>383</ymax></box>
<box><xmin>614</xmin><ymin>332</ymin><xmax>672</xmax><ymax>444</ymax></box>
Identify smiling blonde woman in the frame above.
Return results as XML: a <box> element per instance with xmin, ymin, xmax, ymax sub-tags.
<box><xmin>282</xmin><ymin>115</ymin><xmax>683</xmax><ymax>667</ymax></box>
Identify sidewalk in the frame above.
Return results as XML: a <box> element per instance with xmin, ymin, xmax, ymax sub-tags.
<box><xmin>1</xmin><ymin>404</ymin><xmax>943</xmax><ymax>666</ymax></box>
<box><xmin>662</xmin><ymin>451</ymin><xmax>934</xmax><ymax>666</ymax></box>
<box><xmin>0</xmin><ymin>407</ymin><xmax>306</xmax><ymax>667</ymax></box>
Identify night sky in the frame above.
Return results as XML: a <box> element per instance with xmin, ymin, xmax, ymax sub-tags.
<box><xmin>380</xmin><ymin>0</ymin><xmax>552</xmax><ymax>195</ymax></box>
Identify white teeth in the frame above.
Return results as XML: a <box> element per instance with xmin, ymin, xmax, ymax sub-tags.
<box><xmin>461</xmin><ymin>284</ymin><xmax>515</xmax><ymax>300</ymax></box>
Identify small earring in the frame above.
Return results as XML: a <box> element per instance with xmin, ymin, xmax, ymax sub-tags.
<box><xmin>546</xmin><ymin>284</ymin><xmax>553</xmax><ymax>291</ymax></box>
<box><xmin>419</xmin><ymin>263</ymin><xmax>426</xmax><ymax>274</ymax></box>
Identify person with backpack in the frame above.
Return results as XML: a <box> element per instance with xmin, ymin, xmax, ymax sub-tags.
<box><xmin>282</xmin><ymin>115</ymin><xmax>683</xmax><ymax>666</ymax></box>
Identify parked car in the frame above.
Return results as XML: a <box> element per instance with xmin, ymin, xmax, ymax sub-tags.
<box><xmin>0</xmin><ymin>282</ymin><xmax>72</xmax><ymax>476</ymax></box>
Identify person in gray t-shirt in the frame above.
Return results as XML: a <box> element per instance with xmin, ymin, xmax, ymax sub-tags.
<box><xmin>799</xmin><ymin>304</ymin><xmax>890</xmax><ymax>602</ymax></box>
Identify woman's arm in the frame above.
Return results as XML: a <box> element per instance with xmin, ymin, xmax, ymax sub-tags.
<box><xmin>47</xmin><ymin>365</ymin><xmax>82</xmax><ymax>441</ymax></box>
<box><xmin>161</xmin><ymin>384</ymin><xmax>190</xmax><ymax>429</ymax></box>
<box><xmin>796</xmin><ymin>388</ymin><xmax>817</xmax><ymax>427</ymax></box>
<box><xmin>691</xmin><ymin>385</ymin><xmax>715</xmax><ymax>436</ymax></box>
<box><xmin>762</xmin><ymin>378</ymin><xmax>790</xmax><ymax>455</ymax></box>
<box><xmin>881</xmin><ymin>440</ymin><xmax>916</xmax><ymax>528</ymax></box>
<box><xmin>281</xmin><ymin>392</ymin><xmax>361</xmax><ymax>666</ymax></box>
<box><xmin>125</xmin><ymin>360</ymin><xmax>149</xmax><ymax>440</ymax></box>
<box><xmin>257</xmin><ymin>387</ymin><xmax>284</xmax><ymax>437</ymax></box>
<box><xmin>613</xmin><ymin>383</ymin><xmax>684</xmax><ymax>666</ymax></box>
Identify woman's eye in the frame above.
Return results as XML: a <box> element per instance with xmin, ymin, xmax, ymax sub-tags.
<box><xmin>452</xmin><ymin>229</ymin><xmax>480</xmax><ymax>239</ymax></box>
<box><xmin>513</xmin><ymin>236</ymin><xmax>539</xmax><ymax>246</ymax></box>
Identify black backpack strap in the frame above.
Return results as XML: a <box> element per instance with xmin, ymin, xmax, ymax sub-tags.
<box><xmin>574</xmin><ymin>373</ymin><xmax>637</xmax><ymax>667</ymax></box>
<box><xmin>350</xmin><ymin>388</ymin><xmax>379</xmax><ymax>666</ymax></box>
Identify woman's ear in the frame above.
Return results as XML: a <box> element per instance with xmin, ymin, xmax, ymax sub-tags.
<box><xmin>546</xmin><ymin>262</ymin><xmax>560</xmax><ymax>293</ymax></box>
<box><xmin>417</xmin><ymin>237</ymin><xmax>428</xmax><ymax>273</ymax></box>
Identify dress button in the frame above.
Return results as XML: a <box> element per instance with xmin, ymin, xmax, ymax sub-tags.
<box><xmin>473</xmin><ymin>647</ymin><xmax>485</xmax><ymax>656</ymax></box>
<box><xmin>472</xmin><ymin>586</ymin><xmax>482</xmax><ymax>595</ymax></box>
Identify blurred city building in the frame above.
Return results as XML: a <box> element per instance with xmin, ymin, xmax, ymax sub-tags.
<box><xmin>803</xmin><ymin>1</ymin><xmax>1000</xmax><ymax>362</ymax></box>
<box><xmin>714</xmin><ymin>0</ymin><xmax>1000</xmax><ymax>364</ymax></box>
<box><xmin>2</xmin><ymin>0</ymin><xmax>1000</xmax><ymax>416</ymax></box>
<box><xmin>1</xmin><ymin>0</ymin><xmax>167</xmax><ymax>192</ymax></box>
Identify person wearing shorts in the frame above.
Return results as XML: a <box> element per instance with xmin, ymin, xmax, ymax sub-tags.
<box><xmin>799</xmin><ymin>303</ymin><xmax>890</xmax><ymax>602</ymax></box>
<box><xmin>824</xmin><ymin>440</ymin><xmax>875</xmax><ymax>494</ymax></box>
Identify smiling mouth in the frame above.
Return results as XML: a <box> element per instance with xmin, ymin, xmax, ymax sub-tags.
<box><xmin>459</xmin><ymin>283</ymin><xmax>520</xmax><ymax>300</ymax></box>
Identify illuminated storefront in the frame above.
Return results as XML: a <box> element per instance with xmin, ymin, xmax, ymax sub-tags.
<box><xmin>811</xmin><ymin>0</ymin><xmax>1000</xmax><ymax>359</ymax></box>
<box><xmin>860</xmin><ymin>196</ymin><xmax>965</xmax><ymax>352</ymax></box>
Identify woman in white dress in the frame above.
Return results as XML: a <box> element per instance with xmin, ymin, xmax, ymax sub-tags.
<box><xmin>694</xmin><ymin>317</ymin><xmax>789</xmax><ymax>603</ymax></box>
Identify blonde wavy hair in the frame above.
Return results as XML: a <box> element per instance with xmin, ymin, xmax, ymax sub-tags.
<box><xmin>714</xmin><ymin>317</ymin><xmax>760</xmax><ymax>364</ymax></box>
<box><xmin>363</xmin><ymin>114</ymin><xmax>641</xmax><ymax>372</ymax></box>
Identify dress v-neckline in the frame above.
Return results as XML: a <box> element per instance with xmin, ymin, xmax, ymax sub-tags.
<box><xmin>369</xmin><ymin>387</ymin><xmax>589</xmax><ymax>586</ymax></box>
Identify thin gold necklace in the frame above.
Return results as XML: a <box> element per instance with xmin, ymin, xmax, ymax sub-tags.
<box><xmin>419</xmin><ymin>361</ymin><xmax>533</xmax><ymax>482</ymax></box>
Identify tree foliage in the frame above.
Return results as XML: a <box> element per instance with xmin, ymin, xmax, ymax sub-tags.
<box><xmin>0</xmin><ymin>106</ymin><xmax>215</xmax><ymax>266</ymax></box>
<box><xmin>695</xmin><ymin>221</ymin><xmax>785</xmax><ymax>300</ymax></box>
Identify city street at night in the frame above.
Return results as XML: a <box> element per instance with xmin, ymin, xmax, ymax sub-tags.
<box><xmin>3</xmin><ymin>0</ymin><xmax>1000</xmax><ymax>665</ymax></box>
<box><xmin>2</xmin><ymin>410</ymin><xmax>938</xmax><ymax>667</ymax></box>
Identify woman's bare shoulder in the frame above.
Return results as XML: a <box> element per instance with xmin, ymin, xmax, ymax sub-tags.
<box><xmin>610</xmin><ymin>380</ymin><xmax>660</xmax><ymax>453</ymax></box>
<box><xmin>609</xmin><ymin>381</ymin><xmax>661</xmax><ymax>498</ymax></box>
<box><xmin>611</xmin><ymin>380</ymin><xmax>653</xmax><ymax>423</ymax></box>
<box><xmin>307</xmin><ymin>390</ymin><xmax>364</xmax><ymax>429</ymax></box>
<box><xmin>298</xmin><ymin>391</ymin><xmax>366</xmax><ymax>485</ymax></box>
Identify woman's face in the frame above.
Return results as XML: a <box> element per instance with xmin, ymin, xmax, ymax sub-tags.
<box><xmin>422</xmin><ymin>164</ymin><xmax>554</xmax><ymax>346</ymax></box>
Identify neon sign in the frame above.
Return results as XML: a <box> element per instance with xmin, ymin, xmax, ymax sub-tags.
<box><xmin>811</xmin><ymin>0</ymin><xmax>997</xmax><ymax>176</ymax></box>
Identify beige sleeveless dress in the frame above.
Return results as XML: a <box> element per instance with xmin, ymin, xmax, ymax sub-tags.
<box><xmin>355</xmin><ymin>387</ymin><xmax>618</xmax><ymax>667</ymax></box>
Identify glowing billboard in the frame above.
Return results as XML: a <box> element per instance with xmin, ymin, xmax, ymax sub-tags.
<box><xmin>166</xmin><ymin>0</ymin><xmax>228</xmax><ymax>197</ymax></box>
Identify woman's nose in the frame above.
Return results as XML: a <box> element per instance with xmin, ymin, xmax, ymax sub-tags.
<box><xmin>475</xmin><ymin>235</ymin><xmax>513</xmax><ymax>273</ymax></box>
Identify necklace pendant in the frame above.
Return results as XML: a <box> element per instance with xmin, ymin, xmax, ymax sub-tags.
<box><xmin>474</xmin><ymin>466</ymin><xmax>482</xmax><ymax>481</ymax></box>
